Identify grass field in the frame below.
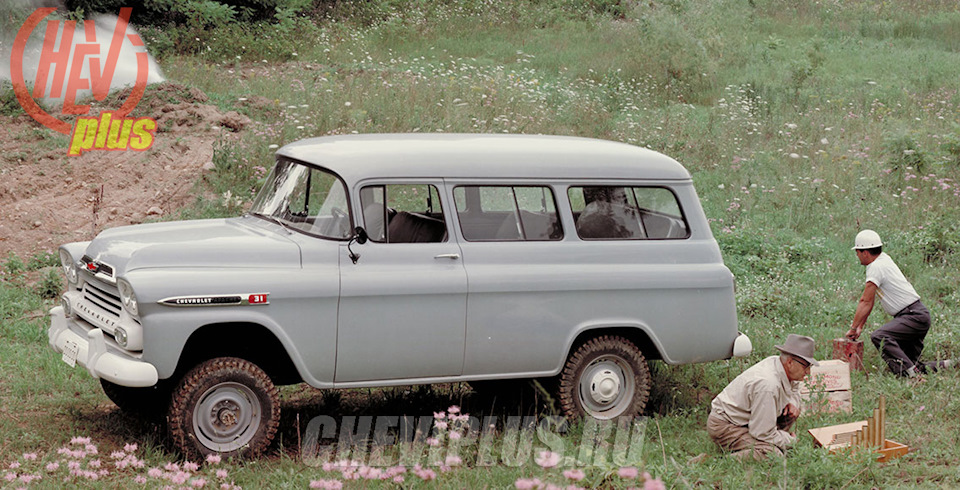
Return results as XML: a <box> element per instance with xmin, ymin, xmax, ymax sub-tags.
<box><xmin>3</xmin><ymin>0</ymin><xmax>960</xmax><ymax>487</ymax></box>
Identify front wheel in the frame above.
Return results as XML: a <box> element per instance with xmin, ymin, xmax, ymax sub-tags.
<box><xmin>167</xmin><ymin>357</ymin><xmax>280</xmax><ymax>460</ymax></box>
<box><xmin>558</xmin><ymin>336</ymin><xmax>650</xmax><ymax>420</ymax></box>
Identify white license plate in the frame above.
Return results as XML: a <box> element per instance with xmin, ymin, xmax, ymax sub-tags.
<box><xmin>62</xmin><ymin>340</ymin><xmax>79</xmax><ymax>367</ymax></box>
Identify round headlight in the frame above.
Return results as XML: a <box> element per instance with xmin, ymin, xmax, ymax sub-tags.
<box><xmin>114</xmin><ymin>326</ymin><xmax>128</xmax><ymax>348</ymax></box>
<box><xmin>59</xmin><ymin>249</ymin><xmax>78</xmax><ymax>284</ymax></box>
<box><xmin>117</xmin><ymin>280</ymin><xmax>139</xmax><ymax>316</ymax></box>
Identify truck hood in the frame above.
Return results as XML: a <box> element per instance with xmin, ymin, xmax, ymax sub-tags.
<box><xmin>82</xmin><ymin>218</ymin><xmax>301</xmax><ymax>274</ymax></box>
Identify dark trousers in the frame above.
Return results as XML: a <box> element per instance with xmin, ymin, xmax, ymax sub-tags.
<box><xmin>870</xmin><ymin>300</ymin><xmax>932</xmax><ymax>376</ymax></box>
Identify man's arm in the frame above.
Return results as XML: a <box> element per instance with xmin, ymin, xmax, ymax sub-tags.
<box><xmin>846</xmin><ymin>281</ymin><xmax>878</xmax><ymax>340</ymax></box>
<box><xmin>747</xmin><ymin>389</ymin><xmax>796</xmax><ymax>449</ymax></box>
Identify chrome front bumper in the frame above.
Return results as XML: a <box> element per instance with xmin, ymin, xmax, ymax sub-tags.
<box><xmin>48</xmin><ymin>306</ymin><xmax>158</xmax><ymax>387</ymax></box>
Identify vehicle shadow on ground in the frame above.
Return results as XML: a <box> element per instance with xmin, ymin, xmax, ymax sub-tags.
<box><xmin>88</xmin><ymin>362</ymin><xmax>709</xmax><ymax>460</ymax></box>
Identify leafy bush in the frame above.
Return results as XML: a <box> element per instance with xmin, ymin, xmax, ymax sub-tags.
<box><xmin>883</xmin><ymin>130</ymin><xmax>928</xmax><ymax>174</ymax></box>
<box><xmin>0</xmin><ymin>80</ymin><xmax>23</xmax><ymax>117</ymax></box>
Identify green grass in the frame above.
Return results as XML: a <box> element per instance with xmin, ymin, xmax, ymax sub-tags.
<box><xmin>3</xmin><ymin>0</ymin><xmax>960</xmax><ymax>487</ymax></box>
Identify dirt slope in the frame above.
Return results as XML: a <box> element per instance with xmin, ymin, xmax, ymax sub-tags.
<box><xmin>0</xmin><ymin>82</ymin><xmax>250</xmax><ymax>259</ymax></box>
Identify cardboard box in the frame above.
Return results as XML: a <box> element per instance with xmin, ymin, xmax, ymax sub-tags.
<box><xmin>800</xmin><ymin>360</ymin><xmax>852</xmax><ymax>413</ymax></box>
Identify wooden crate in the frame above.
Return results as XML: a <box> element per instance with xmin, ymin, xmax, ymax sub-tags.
<box><xmin>808</xmin><ymin>421</ymin><xmax>908</xmax><ymax>462</ymax></box>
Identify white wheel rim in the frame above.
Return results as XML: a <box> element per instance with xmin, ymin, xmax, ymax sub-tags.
<box><xmin>578</xmin><ymin>354</ymin><xmax>635</xmax><ymax>419</ymax></box>
<box><xmin>193</xmin><ymin>382</ymin><xmax>262</xmax><ymax>452</ymax></box>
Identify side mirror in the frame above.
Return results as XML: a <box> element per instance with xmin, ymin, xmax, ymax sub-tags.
<box><xmin>354</xmin><ymin>226</ymin><xmax>368</xmax><ymax>244</ymax></box>
<box><xmin>348</xmin><ymin>227</ymin><xmax>367</xmax><ymax>265</ymax></box>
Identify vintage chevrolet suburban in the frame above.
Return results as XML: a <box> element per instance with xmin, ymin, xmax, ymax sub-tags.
<box><xmin>49</xmin><ymin>133</ymin><xmax>751</xmax><ymax>458</ymax></box>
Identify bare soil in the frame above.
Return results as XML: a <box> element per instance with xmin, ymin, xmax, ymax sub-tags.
<box><xmin>0</xmin><ymin>82</ymin><xmax>250</xmax><ymax>260</ymax></box>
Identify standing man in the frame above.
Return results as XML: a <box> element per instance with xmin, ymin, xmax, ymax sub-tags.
<box><xmin>707</xmin><ymin>334</ymin><xmax>817</xmax><ymax>460</ymax></box>
<box><xmin>845</xmin><ymin>229</ymin><xmax>951</xmax><ymax>378</ymax></box>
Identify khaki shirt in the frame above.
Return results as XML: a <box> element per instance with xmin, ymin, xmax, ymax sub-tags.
<box><xmin>710</xmin><ymin>356</ymin><xmax>800</xmax><ymax>450</ymax></box>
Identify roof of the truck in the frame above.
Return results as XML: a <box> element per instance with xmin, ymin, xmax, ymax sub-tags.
<box><xmin>276</xmin><ymin>134</ymin><xmax>692</xmax><ymax>182</ymax></box>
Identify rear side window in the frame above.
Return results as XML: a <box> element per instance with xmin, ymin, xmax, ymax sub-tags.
<box><xmin>568</xmin><ymin>186</ymin><xmax>688</xmax><ymax>240</ymax></box>
<box><xmin>453</xmin><ymin>186</ymin><xmax>562</xmax><ymax>241</ymax></box>
<box><xmin>359</xmin><ymin>184</ymin><xmax>448</xmax><ymax>243</ymax></box>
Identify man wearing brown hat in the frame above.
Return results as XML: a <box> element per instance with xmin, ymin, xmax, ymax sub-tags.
<box><xmin>706</xmin><ymin>334</ymin><xmax>817</xmax><ymax>460</ymax></box>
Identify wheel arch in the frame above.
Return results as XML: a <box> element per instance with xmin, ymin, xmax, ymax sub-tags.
<box><xmin>176</xmin><ymin>322</ymin><xmax>303</xmax><ymax>386</ymax></box>
<box><xmin>567</xmin><ymin>325</ymin><xmax>663</xmax><ymax>363</ymax></box>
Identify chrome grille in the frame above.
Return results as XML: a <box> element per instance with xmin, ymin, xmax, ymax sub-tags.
<box><xmin>82</xmin><ymin>279</ymin><xmax>122</xmax><ymax>318</ymax></box>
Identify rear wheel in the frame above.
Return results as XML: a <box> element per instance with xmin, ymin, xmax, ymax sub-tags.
<box><xmin>167</xmin><ymin>357</ymin><xmax>280</xmax><ymax>460</ymax></box>
<box><xmin>558</xmin><ymin>336</ymin><xmax>650</xmax><ymax>420</ymax></box>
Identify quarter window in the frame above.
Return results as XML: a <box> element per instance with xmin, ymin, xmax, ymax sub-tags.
<box><xmin>359</xmin><ymin>184</ymin><xmax>448</xmax><ymax>243</ymax></box>
<box><xmin>568</xmin><ymin>186</ymin><xmax>688</xmax><ymax>240</ymax></box>
<box><xmin>453</xmin><ymin>186</ymin><xmax>562</xmax><ymax>241</ymax></box>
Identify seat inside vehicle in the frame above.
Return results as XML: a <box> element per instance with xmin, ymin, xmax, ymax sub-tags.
<box><xmin>387</xmin><ymin>211</ymin><xmax>447</xmax><ymax>242</ymax></box>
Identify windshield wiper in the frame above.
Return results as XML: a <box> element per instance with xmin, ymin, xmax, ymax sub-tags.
<box><xmin>249</xmin><ymin>212</ymin><xmax>293</xmax><ymax>234</ymax></box>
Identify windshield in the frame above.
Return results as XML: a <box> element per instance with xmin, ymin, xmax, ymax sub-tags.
<box><xmin>248</xmin><ymin>159</ymin><xmax>352</xmax><ymax>239</ymax></box>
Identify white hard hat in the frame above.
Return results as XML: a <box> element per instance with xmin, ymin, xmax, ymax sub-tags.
<box><xmin>853</xmin><ymin>229</ymin><xmax>883</xmax><ymax>249</ymax></box>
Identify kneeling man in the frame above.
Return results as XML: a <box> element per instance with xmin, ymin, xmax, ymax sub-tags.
<box><xmin>707</xmin><ymin>334</ymin><xmax>817</xmax><ymax>460</ymax></box>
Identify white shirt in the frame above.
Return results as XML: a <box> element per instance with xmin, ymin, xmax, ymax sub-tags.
<box><xmin>865</xmin><ymin>253</ymin><xmax>920</xmax><ymax>315</ymax></box>
<box><xmin>710</xmin><ymin>356</ymin><xmax>800</xmax><ymax>450</ymax></box>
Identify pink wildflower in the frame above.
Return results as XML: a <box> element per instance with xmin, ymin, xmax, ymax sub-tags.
<box><xmin>124</xmin><ymin>443</ymin><xmax>138</xmax><ymax>453</ymax></box>
<box><xmin>448</xmin><ymin>405</ymin><xmax>460</xmax><ymax>414</ymax></box>
<box><xmin>8</xmin><ymin>462</ymin><xmax>20</xmax><ymax>470</ymax></box>
<box><xmin>110</xmin><ymin>451</ymin><xmax>126</xmax><ymax>459</ymax></box>
<box><xmin>445</xmin><ymin>455</ymin><xmax>462</xmax><ymax>466</ymax></box>
<box><xmin>393</xmin><ymin>475</ymin><xmax>404</xmax><ymax>483</ymax></box>
<box><xmin>20</xmin><ymin>473</ymin><xmax>42</xmax><ymax>484</ymax></box>
<box><xmin>309</xmin><ymin>479</ymin><xmax>343</xmax><ymax>489</ymax></box>
<box><xmin>4</xmin><ymin>472</ymin><xmax>16</xmax><ymax>482</ymax></box>
<box><xmin>563</xmin><ymin>469</ymin><xmax>586</xmax><ymax>481</ymax></box>
<box><xmin>535</xmin><ymin>451</ymin><xmax>561</xmax><ymax>469</ymax></box>
<box><xmin>88</xmin><ymin>459</ymin><xmax>101</xmax><ymax>468</ymax></box>
<box><xmin>192</xmin><ymin>477</ymin><xmax>208</xmax><ymax>487</ymax></box>
<box><xmin>449</xmin><ymin>431</ymin><xmax>462</xmax><ymax>440</ymax></box>
<box><xmin>426</xmin><ymin>437</ymin><xmax>440</xmax><ymax>447</ymax></box>
<box><xmin>84</xmin><ymin>444</ymin><xmax>98</xmax><ymax>455</ymax></box>
<box><xmin>148</xmin><ymin>468</ymin><xmax>163</xmax><ymax>478</ymax></box>
<box><xmin>435</xmin><ymin>421</ymin><xmax>448</xmax><ymax>430</ymax></box>
<box><xmin>618</xmin><ymin>466</ymin><xmax>639</xmax><ymax>479</ymax></box>
<box><xmin>515</xmin><ymin>477</ymin><xmax>543</xmax><ymax>489</ymax></box>
<box><xmin>644</xmin><ymin>477</ymin><xmax>667</xmax><ymax>490</ymax></box>
<box><xmin>433</xmin><ymin>411</ymin><xmax>446</xmax><ymax>419</ymax></box>
<box><xmin>135</xmin><ymin>475</ymin><xmax>147</xmax><ymax>484</ymax></box>
<box><xmin>164</xmin><ymin>462</ymin><xmax>180</xmax><ymax>472</ymax></box>
<box><xmin>206</xmin><ymin>454</ymin><xmax>222</xmax><ymax>464</ymax></box>
<box><xmin>184</xmin><ymin>461</ymin><xmax>200</xmax><ymax>472</ymax></box>
<box><xmin>216</xmin><ymin>469</ymin><xmax>229</xmax><ymax>479</ymax></box>
<box><xmin>22</xmin><ymin>453</ymin><xmax>37</xmax><ymax>461</ymax></box>
<box><xmin>70</xmin><ymin>436</ymin><xmax>91</xmax><ymax>445</ymax></box>
<box><xmin>45</xmin><ymin>462</ymin><xmax>59</xmax><ymax>472</ymax></box>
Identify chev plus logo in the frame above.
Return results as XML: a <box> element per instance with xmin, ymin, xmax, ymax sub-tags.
<box><xmin>10</xmin><ymin>7</ymin><xmax>157</xmax><ymax>156</ymax></box>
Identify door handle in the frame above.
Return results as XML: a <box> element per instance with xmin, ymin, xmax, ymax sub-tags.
<box><xmin>434</xmin><ymin>253</ymin><xmax>460</xmax><ymax>260</ymax></box>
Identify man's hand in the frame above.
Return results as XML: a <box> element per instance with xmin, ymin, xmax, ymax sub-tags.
<box><xmin>776</xmin><ymin>403</ymin><xmax>800</xmax><ymax>431</ymax></box>
<box><xmin>845</xmin><ymin>326</ymin><xmax>862</xmax><ymax>340</ymax></box>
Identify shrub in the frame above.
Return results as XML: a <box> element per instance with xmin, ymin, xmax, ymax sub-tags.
<box><xmin>883</xmin><ymin>130</ymin><xmax>928</xmax><ymax>174</ymax></box>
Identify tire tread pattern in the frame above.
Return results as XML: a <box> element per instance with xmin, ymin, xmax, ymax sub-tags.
<box><xmin>558</xmin><ymin>335</ymin><xmax>651</xmax><ymax>419</ymax></box>
<box><xmin>167</xmin><ymin>357</ymin><xmax>280</xmax><ymax>460</ymax></box>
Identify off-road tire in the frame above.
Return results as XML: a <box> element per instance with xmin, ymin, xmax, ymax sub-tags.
<box><xmin>101</xmin><ymin>378</ymin><xmax>173</xmax><ymax>420</ymax></box>
<box><xmin>167</xmin><ymin>357</ymin><xmax>280</xmax><ymax>460</ymax></box>
<box><xmin>558</xmin><ymin>335</ymin><xmax>650</xmax><ymax>420</ymax></box>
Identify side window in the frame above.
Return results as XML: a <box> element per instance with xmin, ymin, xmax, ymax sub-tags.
<box><xmin>568</xmin><ymin>186</ymin><xmax>688</xmax><ymax>240</ymax></box>
<box><xmin>454</xmin><ymin>186</ymin><xmax>562</xmax><ymax>241</ymax></box>
<box><xmin>359</xmin><ymin>184</ymin><xmax>448</xmax><ymax>243</ymax></box>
